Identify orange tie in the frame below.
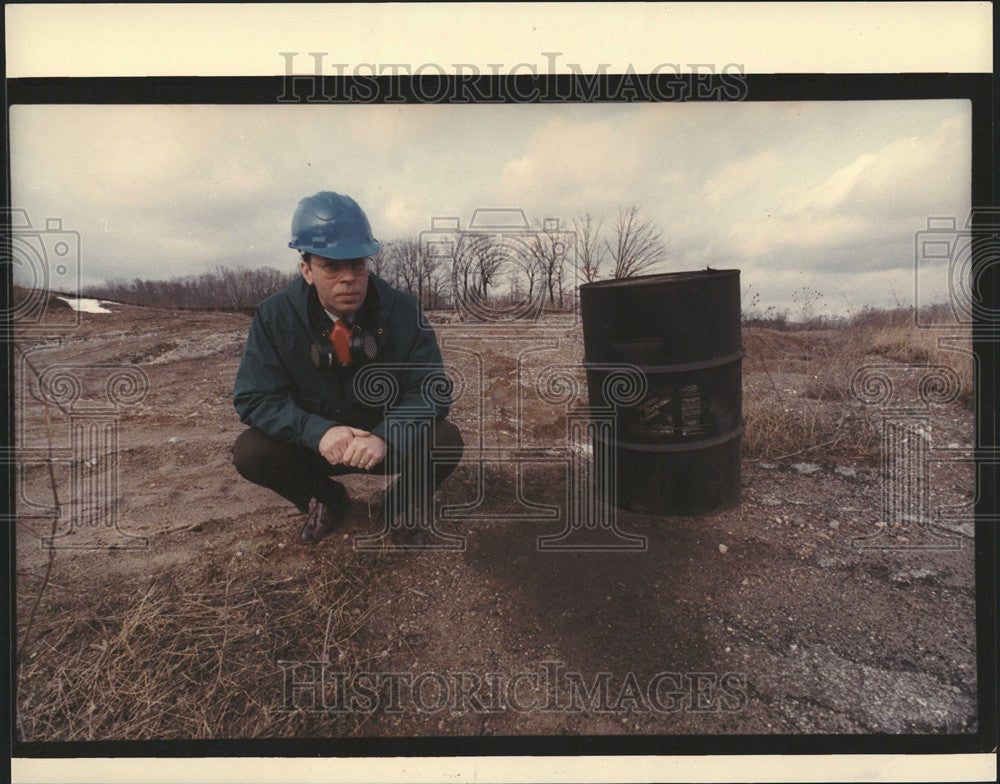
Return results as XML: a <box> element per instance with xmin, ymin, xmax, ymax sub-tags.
<box><xmin>330</xmin><ymin>319</ymin><xmax>352</xmax><ymax>365</ymax></box>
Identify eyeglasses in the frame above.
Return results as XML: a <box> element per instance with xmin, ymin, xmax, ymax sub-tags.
<box><xmin>312</xmin><ymin>258</ymin><xmax>368</xmax><ymax>276</ymax></box>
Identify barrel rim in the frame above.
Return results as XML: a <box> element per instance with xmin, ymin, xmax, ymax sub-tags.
<box><xmin>583</xmin><ymin>349</ymin><xmax>744</xmax><ymax>374</ymax></box>
<box><xmin>595</xmin><ymin>423</ymin><xmax>745</xmax><ymax>452</ymax></box>
<box><xmin>579</xmin><ymin>268</ymin><xmax>740</xmax><ymax>291</ymax></box>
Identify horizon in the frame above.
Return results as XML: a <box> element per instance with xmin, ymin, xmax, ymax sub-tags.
<box><xmin>10</xmin><ymin>100</ymin><xmax>971</xmax><ymax>319</ymax></box>
<box><xmin>19</xmin><ymin>276</ymin><xmax>958</xmax><ymax>328</ymax></box>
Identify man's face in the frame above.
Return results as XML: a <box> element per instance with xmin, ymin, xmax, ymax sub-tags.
<box><xmin>300</xmin><ymin>254</ymin><xmax>369</xmax><ymax>319</ymax></box>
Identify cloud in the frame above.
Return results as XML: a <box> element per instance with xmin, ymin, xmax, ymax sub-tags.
<box><xmin>790</xmin><ymin>113</ymin><xmax>968</xmax><ymax>218</ymax></box>
<box><xmin>9</xmin><ymin>101</ymin><xmax>973</xmax><ymax>315</ymax></box>
<box><xmin>729</xmin><ymin>213</ymin><xmax>877</xmax><ymax>258</ymax></box>
<box><xmin>338</xmin><ymin>104</ymin><xmax>437</xmax><ymax>150</ymax></box>
<box><xmin>378</xmin><ymin>194</ymin><xmax>431</xmax><ymax>238</ymax></box>
<box><xmin>702</xmin><ymin>151</ymin><xmax>778</xmax><ymax>205</ymax></box>
<box><xmin>497</xmin><ymin>111</ymin><xmax>644</xmax><ymax>209</ymax></box>
<box><xmin>717</xmin><ymin>113</ymin><xmax>969</xmax><ymax>265</ymax></box>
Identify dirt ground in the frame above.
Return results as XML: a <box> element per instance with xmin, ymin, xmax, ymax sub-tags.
<box><xmin>13</xmin><ymin>296</ymin><xmax>979</xmax><ymax>739</ymax></box>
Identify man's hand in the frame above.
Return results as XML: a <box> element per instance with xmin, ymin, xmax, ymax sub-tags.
<box><xmin>318</xmin><ymin>425</ymin><xmax>371</xmax><ymax>466</ymax></box>
<box><xmin>341</xmin><ymin>433</ymin><xmax>387</xmax><ymax>470</ymax></box>
<box><xmin>318</xmin><ymin>426</ymin><xmax>386</xmax><ymax>469</ymax></box>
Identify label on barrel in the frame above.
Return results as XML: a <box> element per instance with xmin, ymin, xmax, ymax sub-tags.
<box><xmin>680</xmin><ymin>384</ymin><xmax>707</xmax><ymax>437</ymax></box>
<box><xmin>627</xmin><ymin>383</ymin><xmax>708</xmax><ymax>438</ymax></box>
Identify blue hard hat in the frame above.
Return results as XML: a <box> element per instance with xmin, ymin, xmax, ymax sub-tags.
<box><xmin>289</xmin><ymin>191</ymin><xmax>381</xmax><ymax>259</ymax></box>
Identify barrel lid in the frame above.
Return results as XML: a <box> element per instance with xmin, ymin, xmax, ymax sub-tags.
<box><xmin>579</xmin><ymin>268</ymin><xmax>740</xmax><ymax>291</ymax></box>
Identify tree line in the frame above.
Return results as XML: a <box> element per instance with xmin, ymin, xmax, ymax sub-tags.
<box><xmin>83</xmin><ymin>203</ymin><xmax>669</xmax><ymax>311</ymax></box>
<box><xmin>82</xmin><ymin>266</ymin><xmax>299</xmax><ymax>310</ymax></box>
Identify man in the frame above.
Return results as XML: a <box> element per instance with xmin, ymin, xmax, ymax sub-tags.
<box><xmin>232</xmin><ymin>191</ymin><xmax>463</xmax><ymax>547</ymax></box>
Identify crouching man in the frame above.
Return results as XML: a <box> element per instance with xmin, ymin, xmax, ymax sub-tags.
<box><xmin>232</xmin><ymin>191</ymin><xmax>463</xmax><ymax>547</ymax></box>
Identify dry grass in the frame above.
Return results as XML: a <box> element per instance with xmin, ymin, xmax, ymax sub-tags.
<box><xmin>865</xmin><ymin>325</ymin><xmax>974</xmax><ymax>409</ymax></box>
<box><xmin>847</xmin><ymin>306</ymin><xmax>973</xmax><ymax>409</ymax></box>
<box><xmin>743</xmin><ymin>402</ymin><xmax>880</xmax><ymax>463</ymax></box>
<box><xmin>16</xmin><ymin>547</ymin><xmax>383</xmax><ymax>740</ymax></box>
<box><xmin>867</xmin><ymin>326</ymin><xmax>937</xmax><ymax>364</ymax></box>
<box><xmin>742</xmin><ymin>325</ymin><xmax>877</xmax><ymax>462</ymax></box>
<box><xmin>743</xmin><ymin>328</ymin><xmax>812</xmax><ymax>366</ymax></box>
<box><xmin>742</xmin><ymin>308</ymin><xmax>972</xmax><ymax>463</ymax></box>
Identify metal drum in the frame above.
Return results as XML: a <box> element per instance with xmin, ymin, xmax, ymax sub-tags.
<box><xmin>579</xmin><ymin>269</ymin><xmax>743</xmax><ymax>515</ymax></box>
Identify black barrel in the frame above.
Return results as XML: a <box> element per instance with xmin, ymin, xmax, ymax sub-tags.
<box><xmin>579</xmin><ymin>270</ymin><xmax>743</xmax><ymax>516</ymax></box>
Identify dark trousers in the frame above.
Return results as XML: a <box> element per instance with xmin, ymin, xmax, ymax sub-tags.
<box><xmin>232</xmin><ymin>419</ymin><xmax>464</xmax><ymax>515</ymax></box>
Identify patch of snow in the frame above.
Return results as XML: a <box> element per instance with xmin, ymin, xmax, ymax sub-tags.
<box><xmin>56</xmin><ymin>296</ymin><xmax>113</xmax><ymax>314</ymax></box>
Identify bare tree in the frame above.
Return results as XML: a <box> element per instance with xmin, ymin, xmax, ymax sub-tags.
<box><xmin>450</xmin><ymin>234</ymin><xmax>478</xmax><ymax>306</ymax></box>
<box><xmin>445</xmin><ymin>232</ymin><xmax>509</xmax><ymax>308</ymax></box>
<box><xmin>368</xmin><ymin>245</ymin><xmax>399</xmax><ymax>288</ymax></box>
<box><xmin>432</xmin><ymin>266</ymin><xmax>453</xmax><ymax>310</ymax></box>
<box><xmin>378</xmin><ymin>238</ymin><xmax>441</xmax><ymax>309</ymax></box>
<box><xmin>470</xmin><ymin>235</ymin><xmax>507</xmax><ymax>301</ymax></box>
<box><xmin>515</xmin><ymin>250</ymin><xmax>541</xmax><ymax>304</ymax></box>
<box><xmin>391</xmin><ymin>239</ymin><xmax>422</xmax><ymax>300</ymax></box>
<box><xmin>555</xmin><ymin>255</ymin><xmax>569</xmax><ymax>309</ymax></box>
<box><xmin>506</xmin><ymin>269</ymin><xmax>523</xmax><ymax>305</ymax></box>
<box><xmin>520</xmin><ymin>220</ymin><xmax>569</xmax><ymax>308</ymax></box>
<box><xmin>606</xmin><ymin>204</ymin><xmax>668</xmax><ymax>279</ymax></box>
<box><xmin>573</xmin><ymin>212</ymin><xmax>605</xmax><ymax>283</ymax></box>
<box><xmin>415</xmin><ymin>240</ymin><xmax>442</xmax><ymax>309</ymax></box>
<box><xmin>424</xmin><ymin>261</ymin><xmax>447</xmax><ymax>309</ymax></box>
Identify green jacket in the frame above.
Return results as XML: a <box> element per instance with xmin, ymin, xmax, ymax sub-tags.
<box><xmin>233</xmin><ymin>274</ymin><xmax>451</xmax><ymax>460</ymax></box>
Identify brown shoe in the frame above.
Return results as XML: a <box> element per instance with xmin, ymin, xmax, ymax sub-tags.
<box><xmin>299</xmin><ymin>496</ymin><xmax>347</xmax><ymax>545</ymax></box>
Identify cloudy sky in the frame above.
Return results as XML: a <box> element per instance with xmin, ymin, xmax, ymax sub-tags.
<box><xmin>10</xmin><ymin>99</ymin><xmax>969</xmax><ymax>317</ymax></box>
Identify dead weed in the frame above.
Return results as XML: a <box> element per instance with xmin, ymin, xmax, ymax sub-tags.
<box><xmin>743</xmin><ymin>402</ymin><xmax>880</xmax><ymax>463</ymax></box>
<box><xmin>16</xmin><ymin>548</ymin><xmax>381</xmax><ymax>740</ymax></box>
<box><xmin>865</xmin><ymin>325</ymin><xmax>973</xmax><ymax>408</ymax></box>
